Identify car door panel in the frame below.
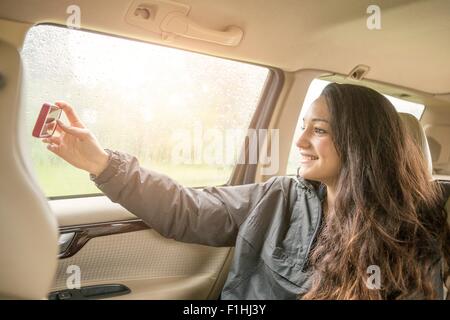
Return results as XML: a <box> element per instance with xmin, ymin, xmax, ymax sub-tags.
<box><xmin>49</xmin><ymin>198</ymin><xmax>234</xmax><ymax>299</ymax></box>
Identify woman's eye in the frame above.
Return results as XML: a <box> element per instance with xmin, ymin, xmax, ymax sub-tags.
<box><xmin>314</xmin><ymin>128</ymin><xmax>327</xmax><ymax>134</ymax></box>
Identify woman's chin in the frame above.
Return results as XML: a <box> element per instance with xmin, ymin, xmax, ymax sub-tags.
<box><xmin>297</xmin><ymin>168</ymin><xmax>317</xmax><ymax>180</ymax></box>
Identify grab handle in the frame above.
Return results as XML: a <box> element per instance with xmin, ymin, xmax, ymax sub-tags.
<box><xmin>160</xmin><ymin>11</ymin><xmax>243</xmax><ymax>46</ymax></box>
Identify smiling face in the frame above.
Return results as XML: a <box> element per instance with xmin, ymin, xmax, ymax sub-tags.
<box><xmin>296</xmin><ymin>96</ymin><xmax>341</xmax><ymax>187</ymax></box>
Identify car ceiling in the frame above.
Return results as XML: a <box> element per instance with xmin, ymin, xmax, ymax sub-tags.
<box><xmin>0</xmin><ymin>0</ymin><xmax>449</xmax><ymax>94</ymax></box>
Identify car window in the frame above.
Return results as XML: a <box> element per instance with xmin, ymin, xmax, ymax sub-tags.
<box><xmin>286</xmin><ymin>79</ymin><xmax>426</xmax><ymax>175</ymax></box>
<box><xmin>21</xmin><ymin>25</ymin><xmax>269</xmax><ymax>198</ymax></box>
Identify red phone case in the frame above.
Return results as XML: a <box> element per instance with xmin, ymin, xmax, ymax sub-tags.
<box><xmin>32</xmin><ymin>103</ymin><xmax>58</xmax><ymax>138</ymax></box>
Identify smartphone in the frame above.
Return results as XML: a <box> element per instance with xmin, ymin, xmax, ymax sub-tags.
<box><xmin>32</xmin><ymin>103</ymin><xmax>62</xmax><ymax>138</ymax></box>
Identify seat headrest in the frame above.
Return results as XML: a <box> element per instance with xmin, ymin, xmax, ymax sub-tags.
<box><xmin>398</xmin><ymin>113</ymin><xmax>433</xmax><ymax>176</ymax></box>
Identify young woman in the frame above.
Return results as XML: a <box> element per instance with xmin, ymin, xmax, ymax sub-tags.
<box><xmin>43</xmin><ymin>83</ymin><xmax>449</xmax><ymax>299</ymax></box>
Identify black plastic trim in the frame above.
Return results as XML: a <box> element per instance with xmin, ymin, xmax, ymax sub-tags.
<box><xmin>48</xmin><ymin>284</ymin><xmax>131</xmax><ymax>300</ymax></box>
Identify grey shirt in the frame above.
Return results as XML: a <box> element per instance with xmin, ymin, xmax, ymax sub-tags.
<box><xmin>90</xmin><ymin>149</ymin><xmax>444</xmax><ymax>299</ymax></box>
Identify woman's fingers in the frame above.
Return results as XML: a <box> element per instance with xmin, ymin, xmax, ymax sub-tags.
<box><xmin>54</xmin><ymin>125</ymin><xmax>64</xmax><ymax>135</ymax></box>
<box><xmin>46</xmin><ymin>142</ymin><xmax>62</xmax><ymax>157</ymax></box>
<box><xmin>42</xmin><ymin>136</ymin><xmax>61</xmax><ymax>145</ymax></box>
<box><xmin>56</xmin><ymin>120</ymin><xmax>89</xmax><ymax>139</ymax></box>
<box><xmin>55</xmin><ymin>101</ymin><xmax>86</xmax><ymax>128</ymax></box>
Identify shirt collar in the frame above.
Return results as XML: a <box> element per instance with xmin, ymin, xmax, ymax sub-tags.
<box><xmin>296</xmin><ymin>167</ymin><xmax>327</xmax><ymax>201</ymax></box>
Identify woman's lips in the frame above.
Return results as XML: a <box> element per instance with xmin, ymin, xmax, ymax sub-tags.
<box><xmin>300</xmin><ymin>153</ymin><xmax>319</xmax><ymax>163</ymax></box>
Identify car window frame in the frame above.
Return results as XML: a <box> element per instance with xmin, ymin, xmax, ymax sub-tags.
<box><xmin>24</xmin><ymin>24</ymin><xmax>284</xmax><ymax>200</ymax></box>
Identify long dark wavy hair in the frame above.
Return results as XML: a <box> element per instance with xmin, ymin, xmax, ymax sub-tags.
<box><xmin>301</xmin><ymin>83</ymin><xmax>449</xmax><ymax>299</ymax></box>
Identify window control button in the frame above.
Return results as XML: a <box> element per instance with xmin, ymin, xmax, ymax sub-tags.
<box><xmin>57</xmin><ymin>291</ymin><xmax>72</xmax><ymax>300</ymax></box>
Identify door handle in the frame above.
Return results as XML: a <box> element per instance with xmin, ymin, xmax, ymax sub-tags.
<box><xmin>58</xmin><ymin>232</ymin><xmax>75</xmax><ymax>255</ymax></box>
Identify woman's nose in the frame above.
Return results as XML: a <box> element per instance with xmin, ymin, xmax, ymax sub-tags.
<box><xmin>296</xmin><ymin>129</ymin><xmax>310</xmax><ymax>149</ymax></box>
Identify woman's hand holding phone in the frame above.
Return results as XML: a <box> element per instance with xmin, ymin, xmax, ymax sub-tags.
<box><xmin>42</xmin><ymin>101</ymin><xmax>110</xmax><ymax>177</ymax></box>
